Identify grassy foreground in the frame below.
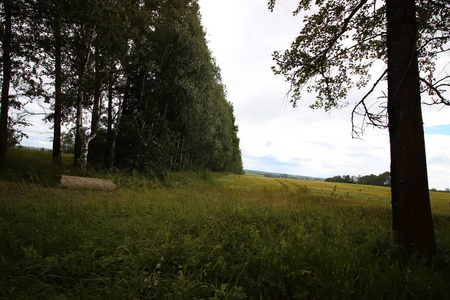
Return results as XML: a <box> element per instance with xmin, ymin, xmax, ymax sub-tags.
<box><xmin>1</xmin><ymin>149</ymin><xmax>449</xmax><ymax>299</ymax></box>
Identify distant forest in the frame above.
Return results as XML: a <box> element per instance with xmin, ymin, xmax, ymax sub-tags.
<box><xmin>245</xmin><ymin>170</ymin><xmax>323</xmax><ymax>181</ymax></box>
<box><xmin>325</xmin><ymin>172</ymin><xmax>391</xmax><ymax>187</ymax></box>
<box><xmin>1</xmin><ymin>0</ymin><xmax>244</xmax><ymax>176</ymax></box>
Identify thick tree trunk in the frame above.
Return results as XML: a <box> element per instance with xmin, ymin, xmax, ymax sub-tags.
<box><xmin>52</xmin><ymin>18</ymin><xmax>62</xmax><ymax>166</ymax></box>
<box><xmin>0</xmin><ymin>0</ymin><xmax>12</xmax><ymax>160</ymax></box>
<box><xmin>386</xmin><ymin>0</ymin><xmax>436</xmax><ymax>257</ymax></box>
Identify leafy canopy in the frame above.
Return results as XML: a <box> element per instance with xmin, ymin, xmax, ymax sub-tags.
<box><xmin>269</xmin><ymin>0</ymin><xmax>449</xmax><ymax>134</ymax></box>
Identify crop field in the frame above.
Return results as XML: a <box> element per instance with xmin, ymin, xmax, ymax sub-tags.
<box><xmin>1</xmin><ymin>149</ymin><xmax>449</xmax><ymax>299</ymax></box>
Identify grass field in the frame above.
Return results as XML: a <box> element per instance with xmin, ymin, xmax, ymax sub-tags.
<box><xmin>1</xmin><ymin>149</ymin><xmax>449</xmax><ymax>299</ymax></box>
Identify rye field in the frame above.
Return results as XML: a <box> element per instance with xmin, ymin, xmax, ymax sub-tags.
<box><xmin>1</xmin><ymin>149</ymin><xmax>449</xmax><ymax>299</ymax></box>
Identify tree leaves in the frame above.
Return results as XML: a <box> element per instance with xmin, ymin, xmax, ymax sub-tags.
<box><xmin>270</xmin><ymin>0</ymin><xmax>449</xmax><ymax>133</ymax></box>
<box><xmin>2</xmin><ymin>0</ymin><xmax>243</xmax><ymax>174</ymax></box>
<box><xmin>114</xmin><ymin>0</ymin><xmax>243</xmax><ymax>175</ymax></box>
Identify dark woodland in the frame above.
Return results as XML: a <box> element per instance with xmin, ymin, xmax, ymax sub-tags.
<box><xmin>0</xmin><ymin>0</ymin><xmax>244</xmax><ymax>176</ymax></box>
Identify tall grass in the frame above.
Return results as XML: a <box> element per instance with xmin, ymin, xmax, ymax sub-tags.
<box><xmin>0</xmin><ymin>150</ymin><xmax>449</xmax><ymax>299</ymax></box>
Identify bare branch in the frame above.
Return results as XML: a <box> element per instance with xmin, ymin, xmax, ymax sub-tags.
<box><xmin>421</xmin><ymin>75</ymin><xmax>450</xmax><ymax>105</ymax></box>
<box><xmin>418</xmin><ymin>35</ymin><xmax>450</xmax><ymax>54</ymax></box>
<box><xmin>352</xmin><ymin>69</ymin><xmax>388</xmax><ymax>138</ymax></box>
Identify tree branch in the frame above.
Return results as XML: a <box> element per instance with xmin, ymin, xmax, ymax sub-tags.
<box><xmin>319</xmin><ymin>0</ymin><xmax>369</xmax><ymax>64</ymax></box>
<box><xmin>421</xmin><ymin>76</ymin><xmax>450</xmax><ymax>105</ymax></box>
<box><xmin>352</xmin><ymin>69</ymin><xmax>388</xmax><ymax>138</ymax></box>
<box><xmin>292</xmin><ymin>0</ymin><xmax>370</xmax><ymax>80</ymax></box>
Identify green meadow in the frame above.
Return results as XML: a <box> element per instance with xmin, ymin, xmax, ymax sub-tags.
<box><xmin>1</xmin><ymin>149</ymin><xmax>449</xmax><ymax>299</ymax></box>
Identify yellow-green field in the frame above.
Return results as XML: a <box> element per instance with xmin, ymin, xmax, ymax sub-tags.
<box><xmin>1</xmin><ymin>149</ymin><xmax>449</xmax><ymax>299</ymax></box>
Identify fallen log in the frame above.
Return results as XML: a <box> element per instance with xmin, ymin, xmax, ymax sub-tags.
<box><xmin>61</xmin><ymin>175</ymin><xmax>117</xmax><ymax>191</ymax></box>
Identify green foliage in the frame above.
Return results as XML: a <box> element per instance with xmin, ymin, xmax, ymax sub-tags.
<box><xmin>61</xmin><ymin>131</ymin><xmax>74</xmax><ymax>154</ymax></box>
<box><xmin>270</xmin><ymin>0</ymin><xmax>386</xmax><ymax>110</ymax></box>
<box><xmin>269</xmin><ymin>0</ymin><xmax>449</xmax><ymax>119</ymax></box>
<box><xmin>115</xmin><ymin>0</ymin><xmax>243</xmax><ymax>176</ymax></box>
<box><xmin>3</xmin><ymin>0</ymin><xmax>243</xmax><ymax>175</ymax></box>
<box><xmin>326</xmin><ymin>171</ymin><xmax>391</xmax><ymax>187</ymax></box>
<box><xmin>1</xmin><ymin>151</ymin><xmax>449</xmax><ymax>298</ymax></box>
<box><xmin>358</xmin><ymin>171</ymin><xmax>391</xmax><ymax>186</ymax></box>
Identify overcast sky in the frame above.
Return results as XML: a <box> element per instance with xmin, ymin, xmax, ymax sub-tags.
<box><xmin>197</xmin><ymin>0</ymin><xmax>450</xmax><ymax>190</ymax></box>
<box><xmin>18</xmin><ymin>0</ymin><xmax>450</xmax><ymax>190</ymax></box>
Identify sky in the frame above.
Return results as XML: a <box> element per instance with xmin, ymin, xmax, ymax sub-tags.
<box><xmin>197</xmin><ymin>0</ymin><xmax>450</xmax><ymax>190</ymax></box>
<box><xmin>16</xmin><ymin>0</ymin><xmax>450</xmax><ymax>190</ymax></box>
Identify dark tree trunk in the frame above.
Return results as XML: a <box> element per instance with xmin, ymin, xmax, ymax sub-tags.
<box><xmin>386</xmin><ymin>0</ymin><xmax>436</xmax><ymax>258</ymax></box>
<box><xmin>52</xmin><ymin>17</ymin><xmax>62</xmax><ymax>166</ymax></box>
<box><xmin>91</xmin><ymin>53</ymin><xmax>102</xmax><ymax>135</ymax></box>
<box><xmin>0</xmin><ymin>0</ymin><xmax>12</xmax><ymax>160</ymax></box>
<box><xmin>105</xmin><ymin>77</ymin><xmax>114</xmax><ymax>166</ymax></box>
<box><xmin>87</xmin><ymin>51</ymin><xmax>102</xmax><ymax>167</ymax></box>
<box><xmin>74</xmin><ymin>87</ymin><xmax>83</xmax><ymax>165</ymax></box>
<box><xmin>111</xmin><ymin>76</ymin><xmax>129</xmax><ymax>168</ymax></box>
<box><xmin>107</xmin><ymin>80</ymin><xmax>113</xmax><ymax>135</ymax></box>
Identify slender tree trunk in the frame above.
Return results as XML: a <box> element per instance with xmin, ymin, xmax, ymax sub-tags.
<box><xmin>107</xmin><ymin>80</ymin><xmax>113</xmax><ymax>135</ymax></box>
<box><xmin>109</xmin><ymin>97</ymin><xmax>122</xmax><ymax>169</ymax></box>
<box><xmin>74</xmin><ymin>83</ymin><xmax>84</xmax><ymax>165</ymax></box>
<box><xmin>111</xmin><ymin>76</ymin><xmax>129</xmax><ymax>168</ymax></box>
<box><xmin>386</xmin><ymin>0</ymin><xmax>436</xmax><ymax>258</ymax></box>
<box><xmin>87</xmin><ymin>50</ymin><xmax>102</xmax><ymax>167</ymax></box>
<box><xmin>91</xmin><ymin>52</ymin><xmax>102</xmax><ymax>135</ymax></box>
<box><xmin>105</xmin><ymin>75</ymin><xmax>114</xmax><ymax>165</ymax></box>
<box><xmin>73</xmin><ymin>25</ymin><xmax>95</xmax><ymax>167</ymax></box>
<box><xmin>0</xmin><ymin>0</ymin><xmax>12</xmax><ymax>160</ymax></box>
<box><xmin>52</xmin><ymin>17</ymin><xmax>62</xmax><ymax>166</ymax></box>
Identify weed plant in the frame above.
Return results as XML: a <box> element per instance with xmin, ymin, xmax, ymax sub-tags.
<box><xmin>0</xmin><ymin>150</ymin><xmax>449</xmax><ymax>299</ymax></box>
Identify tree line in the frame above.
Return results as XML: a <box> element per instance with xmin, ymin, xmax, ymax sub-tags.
<box><xmin>325</xmin><ymin>172</ymin><xmax>391</xmax><ymax>187</ymax></box>
<box><xmin>0</xmin><ymin>0</ymin><xmax>244</xmax><ymax>176</ymax></box>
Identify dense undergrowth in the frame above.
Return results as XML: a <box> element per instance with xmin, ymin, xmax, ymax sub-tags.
<box><xmin>0</xmin><ymin>149</ymin><xmax>449</xmax><ymax>299</ymax></box>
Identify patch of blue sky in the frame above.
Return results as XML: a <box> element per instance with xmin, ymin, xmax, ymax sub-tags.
<box><xmin>424</xmin><ymin>124</ymin><xmax>450</xmax><ymax>136</ymax></box>
<box><xmin>243</xmin><ymin>155</ymin><xmax>301</xmax><ymax>174</ymax></box>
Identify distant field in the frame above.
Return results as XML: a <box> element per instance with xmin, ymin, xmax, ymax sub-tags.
<box><xmin>1</xmin><ymin>149</ymin><xmax>449</xmax><ymax>299</ymax></box>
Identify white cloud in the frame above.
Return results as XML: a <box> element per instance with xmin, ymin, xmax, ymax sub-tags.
<box><xmin>14</xmin><ymin>1</ymin><xmax>450</xmax><ymax>190</ymax></box>
<box><xmin>425</xmin><ymin>134</ymin><xmax>450</xmax><ymax>190</ymax></box>
<box><xmin>199</xmin><ymin>0</ymin><xmax>450</xmax><ymax>189</ymax></box>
